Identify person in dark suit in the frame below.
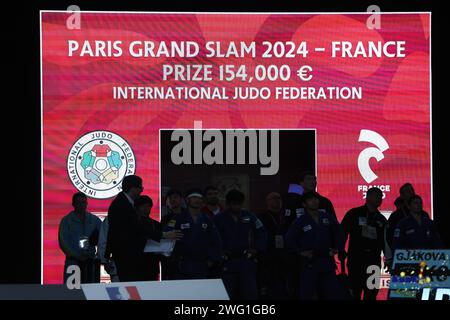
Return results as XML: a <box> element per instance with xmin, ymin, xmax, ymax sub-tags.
<box><xmin>106</xmin><ymin>175</ymin><xmax>181</xmax><ymax>281</ymax></box>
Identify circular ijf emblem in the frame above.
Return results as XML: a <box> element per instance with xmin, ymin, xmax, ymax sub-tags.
<box><xmin>67</xmin><ymin>131</ymin><xmax>136</xmax><ymax>199</ymax></box>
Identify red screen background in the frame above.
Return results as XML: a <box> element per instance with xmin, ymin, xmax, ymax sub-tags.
<box><xmin>41</xmin><ymin>12</ymin><xmax>431</xmax><ymax>286</ymax></box>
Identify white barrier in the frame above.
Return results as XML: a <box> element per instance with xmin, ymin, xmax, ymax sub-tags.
<box><xmin>81</xmin><ymin>278</ymin><xmax>229</xmax><ymax>300</ymax></box>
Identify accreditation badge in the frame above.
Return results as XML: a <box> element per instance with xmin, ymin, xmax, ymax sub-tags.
<box><xmin>361</xmin><ymin>225</ymin><xmax>377</xmax><ymax>240</ymax></box>
<box><xmin>275</xmin><ymin>235</ymin><xmax>284</xmax><ymax>249</ymax></box>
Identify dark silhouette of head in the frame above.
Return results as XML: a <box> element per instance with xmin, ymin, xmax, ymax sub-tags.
<box><xmin>299</xmin><ymin>170</ymin><xmax>317</xmax><ymax>193</ymax></box>
<box><xmin>72</xmin><ymin>192</ymin><xmax>88</xmax><ymax>213</ymax></box>
<box><xmin>366</xmin><ymin>187</ymin><xmax>383</xmax><ymax>209</ymax></box>
<box><xmin>135</xmin><ymin>195</ymin><xmax>153</xmax><ymax>217</ymax></box>
<box><xmin>122</xmin><ymin>175</ymin><xmax>143</xmax><ymax>200</ymax></box>
<box><xmin>166</xmin><ymin>189</ymin><xmax>182</xmax><ymax>210</ymax></box>
<box><xmin>226</xmin><ymin>189</ymin><xmax>245</xmax><ymax>214</ymax></box>
<box><xmin>302</xmin><ymin>191</ymin><xmax>320</xmax><ymax>211</ymax></box>
<box><xmin>407</xmin><ymin>195</ymin><xmax>423</xmax><ymax>214</ymax></box>
<box><xmin>204</xmin><ymin>185</ymin><xmax>220</xmax><ymax>206</ymax></box>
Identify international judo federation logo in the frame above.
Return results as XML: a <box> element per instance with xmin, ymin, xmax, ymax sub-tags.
<box><xmin>67</xmin><ymin>131</ymin><xmax>136</xmax><ymax>199</ymax></box>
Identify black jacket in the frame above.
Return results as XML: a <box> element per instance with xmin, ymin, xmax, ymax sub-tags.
<box><xmin>106</xmin><ymin>192</ymin><xmax>163</xmax><ymax>275</ymax></box>
<box><xmin>341</xmin><ymin>205</ymin><xmax>387</xmax><ymax>260</ymax></box>
<box><xmin>386</xmin><ymin>207</ymin><xmax>429</xmax><ymax>249</ymax></box>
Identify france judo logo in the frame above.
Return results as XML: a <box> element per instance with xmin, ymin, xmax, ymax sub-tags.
<box><xmin>67</xmin><ymin>131</ymin><xmax>136</xmax><ymax>199</ymax></box>
<box><xmin>357</xmin><ymin>129</ymin><xmax>389</xmax><ymax>183</ymax></box>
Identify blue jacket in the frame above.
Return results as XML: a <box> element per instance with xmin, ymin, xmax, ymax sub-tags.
<box><xmin>393</xmin><ymin>214</ymin><xmax>442</xmax><ymax>250</ymax></box>
<box><xmin>213</xmin><ymin>209</ymin><xmax>267</xmax><ymax>257</ymax></box>
<box><xmin>164</xmin><ymin>210</ymin><xmax>222</xmax><ymax>263</ymax></box>
<box><xmin>285</xmin><ymin>210</ymin><xmax>344</xmax><ymax>271</ymax></box>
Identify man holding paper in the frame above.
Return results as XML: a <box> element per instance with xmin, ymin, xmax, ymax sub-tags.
<box><xmin>106</xmin><ymin>175</ymin><xmax>182</xmax><ymax>281</ymax></box>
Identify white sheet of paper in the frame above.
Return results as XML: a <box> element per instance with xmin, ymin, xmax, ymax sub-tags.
<box><xmin>143</xmin><ymin>239</ymin><xmax>175</xmax><ymax>253</ymax></box>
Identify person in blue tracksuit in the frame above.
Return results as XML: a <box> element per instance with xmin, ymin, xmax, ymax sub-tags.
<box><xmin>164</xmin><ymin>188</ymin><xmax>222</xmax><ymax>280</ymax></box>
<box><xmin>214</xmin><ymin>189</ymin><xmax>267</xmax><ymax>300</ymax></box>
<box><xmin>386</xmin><ymin>183</ymin><xmax>417</xmax><ymax>249</ymax></box>
<box><xmin>59</xmin><ymin>192</ymin><xmax>102</xmax><ymax>283</ymax></box>
<box><xmin>393</xmin><ymin>195</ymin><xmax>442</xmax><ymax>250</ymax></box>
<box><xmin>286</xmin><ymin>191</ymin><xmax>345</xmax><ymax>300</ymax></box>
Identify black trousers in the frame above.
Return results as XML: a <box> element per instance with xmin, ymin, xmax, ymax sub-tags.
<box><xmin>114</xmin><ymin>256</ymin><xmax>140</xmax><ymax>282</ymax></box>
<box><xmin>347</xmin><ymin>254</ymin><xmax>381</xmax><ymax>300</ymax></box>
<box><xmin>160</xmin><ymin>255</ymin><xmax>177</xmax><ymax>280</ymax></box>
<box><xmin>285</xmin><ymin>255</ymin><xmax>301</xmax><ymax>299</ymax></box>
<box><xmin>115</xmin><ymin>253</ymin><xmax>159</xmax><ymax>282</ymax></box>
<box><xmin>258</xmin><ymin>253</ymin><xmax>288</xmax><ymax>299</ymax></box>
